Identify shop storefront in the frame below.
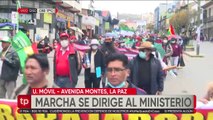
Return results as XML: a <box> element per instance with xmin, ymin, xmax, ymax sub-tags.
<box><xmin>55</xmin><ymin>8</ymin><xmax>74</xmax><ymax>39</ymax></box>
<box><xmin>82</xmin><ymin>15</ymin><xmax>96</xmax><ymax>38</ymax></box>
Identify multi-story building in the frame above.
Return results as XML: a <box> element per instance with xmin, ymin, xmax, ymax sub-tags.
<box><xmin>0</xmin><ymin>0</ymin><xmax>82</xmax><ymax>42</ymax></box>
<box><xmin>154</xmin><ymin>7</ymin><xmax>160</xmax><ymax>31</ymax></box>
<box><xmin>54</xmin><ymin>0</ymin><xmax>81</xmax><ymax>40</ymax></box>
<box><xmin>155</xmin><ymin>3</ymin><xmax>167</xmax><ymax>33</ymax></box>
<box><xmin>202</xmin><ymin>1</ymin><xmax>213</xmax><ymax>41</ymax></box>
<box><xmin>0</xmin><ymin>0</ymin><xmax>56</xmax><ymax>41</ymax></box>
<box><xmin>80</xmin><ymin>0</ymin><xmax>98</xmax><ymax>38</ymax></box>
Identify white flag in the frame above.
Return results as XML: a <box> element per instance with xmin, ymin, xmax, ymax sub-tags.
<box><xmin>196</xmin><ymin>25</ymin><xmax>201</xmax><ymax>43</ymax></box>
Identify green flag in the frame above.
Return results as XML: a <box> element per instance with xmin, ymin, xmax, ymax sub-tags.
<box><xmin>154</xmin><ymin>43</ymin><xmax>166</xmax><ymax>58</ymax></box>
<box><xmin>12</xmin><ymin>31</ymin><xmax>33</xmax><ymax>84</ymax></box>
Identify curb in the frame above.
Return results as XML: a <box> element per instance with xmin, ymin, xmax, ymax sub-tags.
<box><xmin>183</xmin><ymin>52</ymin><xmax>204</xmax><ymax>58</ymax></box>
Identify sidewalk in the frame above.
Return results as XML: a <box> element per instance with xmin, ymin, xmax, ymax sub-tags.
<box><xmin>183</xmin><ymin>51</ymin><xmax>204</xmax><ymax>58</ymax></box>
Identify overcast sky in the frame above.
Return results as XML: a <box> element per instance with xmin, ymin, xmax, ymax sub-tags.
<box><xmin>81</xmin><ymin>1</ymin><xmax>173</xmax><ymax>17</ymax></box>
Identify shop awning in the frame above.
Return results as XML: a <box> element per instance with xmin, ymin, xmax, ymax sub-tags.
<box><xmin>0</xmin><ymin>22</ymin><xmax>23</xmax><ymax>29</ymax></box>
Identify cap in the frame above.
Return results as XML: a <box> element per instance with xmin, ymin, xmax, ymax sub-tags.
<box><xmin>0</xmin><ymin>36</ymin><xmax>11</xmax><ymax>43</ymax></box>
<box><xmin>59</xmin><ymin>33</ymin><xmax>69</xmax><ymax>38</ymax></box>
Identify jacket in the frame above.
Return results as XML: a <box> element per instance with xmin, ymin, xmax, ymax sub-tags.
<box><xmin>0</xmin><ymin>46</ymin><xmax>20</xmax><ymax>81</ymax></box>
<box><xmin>54</xmin><ymin>44</ymin><xmax>82</xmax><ymax>87</ymax></box>
<box><xmin>105</xmin><ymin>80</ymin><xmax>147</xmax><ymax>95</ymax></box>
<box><xmin>128</xmin><ymin>54</ymin><xmax>164</xmax><ymax>95</ymax></box>
<box><xmin>171</xmin><ymin>43</ymin><xmax>182</xmax><ymax>57</ymax></box>
<box><xmin>11</xmin><ymin>82</ymin><xmax>58</xmax><ymax>99</ymax></box>
<box><xmin>83</xmin><ymin>49</ymin><xmax>105</xmax><ymax>79</ymax></box>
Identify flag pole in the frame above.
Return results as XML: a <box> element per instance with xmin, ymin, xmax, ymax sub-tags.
<box><xmin>16</xmin><ymin>0</ymin><xmax>21</xmax><ymax>33</ymax></box>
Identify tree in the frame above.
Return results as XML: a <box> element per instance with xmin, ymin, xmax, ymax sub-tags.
<box><xmin>146</xmin><ymin>23</ymin><xmax>154</xmax><ymax>32</ymax></box>
<box><xmin>169</xmin><ymin>9</ymin><xmax>196</xmax><ymax>35</ymax></box>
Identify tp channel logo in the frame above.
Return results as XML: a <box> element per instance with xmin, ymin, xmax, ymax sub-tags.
<box><xmin>18</xmin><ymin>95</ymin><xmax>31</xmax><ymax>109</ymax></box>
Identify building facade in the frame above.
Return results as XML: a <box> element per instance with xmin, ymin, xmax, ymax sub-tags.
<box><xmin>154</xmin><ymin>7</ymin><xmax>160</xmax><ymax>31</ymax></box>
<box><xmin>0</xmin><ymin>0</ymin><xmax>56</xmax><ymax>42</ymax></box>
<box><xmin>202</xmin><ymin>1</ymin><xmax>213</xmax><ymax>41</ymax></box>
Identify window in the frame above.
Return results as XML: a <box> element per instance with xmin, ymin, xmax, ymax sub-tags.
<box><xmin>0</xmin><ymin>1</ymin><xmax>8</xmax><ymax>5</ymax></box>
<box><xmin>209</xmin><ymin>8</ymin><xmax>211</xmax><ymax>18</ymax></box>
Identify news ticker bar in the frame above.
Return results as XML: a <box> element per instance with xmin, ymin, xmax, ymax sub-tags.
<box><xmin>18</xmin><ymin>8</ymin><xmax>58</xmax><ymax>14</ymax></box>
<box><xmin>31</xmin><ymin>88</ymin><xmax>137</xmax><ymax>95</ymax></box>
<box><xmin>18</xmin><ymin>95</ymin><xmax>196</xmax><ymax>110</ymax></box>
<box><xmin>18</xmin><ymin>109</ymin><xmax>195</xmax><ymax>114</ymax></box>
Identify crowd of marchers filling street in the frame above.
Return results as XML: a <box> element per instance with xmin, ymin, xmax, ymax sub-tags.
<box><xmin>0</xmin><ymin>31</ymin><xmax>212</xmax><ymax>108</ymax></box>
<box><xmin>0</xmin><ymin>0</ymin><xmax>213</xmax><ymax>109</ymax></box>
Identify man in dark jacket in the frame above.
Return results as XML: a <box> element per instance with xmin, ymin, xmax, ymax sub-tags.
<box><xmin>105</xmin><ymin>53</ymin><xmax>146</xmax><ymax>95</ymax></box>
<box><xmin>0</xmin><ymin>36</ymin><xmax>20</xmax><ymax>98</ymax></box>
<box><xmin>128</xmin><ymin>41</ymin><xmax>164</xmax><ymax>95</ymax></box>
<box><xmin>100</xmin><ymin>37</ymin><xmax>119</xmax><ymax>87</ymax></box>
<box><xmin>54</xmin><ymin>32</ymin><xmax>82</xmax><ymax>88</ymax></box>
<box><xmin>83</xmin><ymin>39</ymin><xmax>105</xmax><ymax>88</ymax></box>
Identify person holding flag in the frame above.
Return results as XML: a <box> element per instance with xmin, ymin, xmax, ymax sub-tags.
<box><xmin>0</xmin><ymin>36</ymin><xmax>20</xmax><ymax>98</ymax></box>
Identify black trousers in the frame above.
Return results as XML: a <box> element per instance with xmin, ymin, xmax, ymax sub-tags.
<box><xmin>85</xmin><ymin>73</ymin><xmax>101</xmax><ymax>88</ymax></box>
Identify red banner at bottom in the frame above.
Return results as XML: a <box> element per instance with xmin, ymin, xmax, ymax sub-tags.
<box><xmin>0</xmin><ymin>99</ymin><xmax>213</xmax><ymax>120</ymax></box>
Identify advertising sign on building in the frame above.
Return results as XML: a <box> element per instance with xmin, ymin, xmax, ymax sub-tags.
<box><xmin>44</xmin><ymin>13</ymin><xmax>52</xmax><ymax>24</ymax></box>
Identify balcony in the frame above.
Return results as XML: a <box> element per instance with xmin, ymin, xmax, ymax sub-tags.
<box><xmin>207</xmin><ymin>16</ymin><xmax>213</xmax><ymax>22</ymax></box>
<box><xmin>204</xmin><ymin>16</ymin><xmax>213</xmax><ymax>23</ymax></box>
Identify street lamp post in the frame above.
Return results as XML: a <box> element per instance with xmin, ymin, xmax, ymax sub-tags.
<box><xmin>195</xmin><ymin>0</ymin><xmax>201</xmax><ymax>55</ymax></box>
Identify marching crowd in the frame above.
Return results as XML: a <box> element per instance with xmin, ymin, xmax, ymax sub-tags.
<box><xmin>0</xmin><ymin>31</ymin><xmax>212</xmax><ymax>108</ymax></box>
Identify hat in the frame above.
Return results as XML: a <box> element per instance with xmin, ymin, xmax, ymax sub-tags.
<box><xmin>104</xmin><ymin>37</ymin><xmax>112</xmax><ymax>42</ymax></box>
<box><xmin>59</xmin><ymin>33</ymin><xmax>69</xmax><ymax>38</ymax></box>
<box><xmin>136</xmin><ymin>41</ymin><xmax>155</xmax><ymax>51</ymax></box>
<box><xmin>136</xmin><ymin>36</ymin><xmax>141</xmax><ymax>41</ymax></box>
<box><xmin>90</xmin><ymin>39</ymin><xmax>100</xmax><ymax>45</ymax></box>
<box><xmin>0</xmin><ymin>36</ymin><xmax>11</xmax><ymax>43</ymax></box>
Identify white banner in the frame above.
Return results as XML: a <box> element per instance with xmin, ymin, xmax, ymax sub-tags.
<box><xmin>11</xmin><ymin>11</ymin><xmax>18</xmax><ymax>24</ymax></box>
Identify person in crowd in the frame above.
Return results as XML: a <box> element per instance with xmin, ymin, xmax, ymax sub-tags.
<box><xmin>0</xmin><ymin>36</ymin><xmax>20</xmax><ymax>98</ymax></box>
<box><xmin>44</xmin><ymin>36</ymin><xmax>50</xmax><ymax>45</ymax></box>
<box><xmin>105</xmin><ymin>53</ymin><xmax>146</xmax><ymax>95</ymax></box>
<box><xmin>54</xmin><ymin>32</ymin><xmax>82</xmax><ymax>88</ymax></box>
<box><xmin>78</xmin><ymin>35</ymin><xmax>88</xmax><ymax>45</ymax></box>
<box><xmin>132</xmin><ymin>36</ymin><xmax>143</xmax><ymax>49</ymax></box>
<box><xmin>128</xmin><ymin>41</ymin><xmax>164</xmax><ymax>95</ymax></box>
<box><xmin>170</xmin><ymin>38</ymin><xmax>182</xmax><ymax>75</ymax></box>
<box><xmin>37</xmin><ymin>39</ymin><xmax>53</xmax><ymax>56</ymax></box>
<box><xmin>197</xmin><ymin>82</ymin><xmax>213</xmax><ymax>108</ymax></box>
<box><xmin>83</xmin><ymin>39</ymin><xmax>105</xmax><ymax>88</ymax></box>
<box><xmin>70</xmin><ymin>30</ymin><xmax>77</xmax><ymax>43</ymax></box>
<box><xmin>100</xmin><ymin>36</ymin><xmax>119</xmax><ymax>87</ymax></box>
<box><xmin>181</xmin><ymin>33</ymin><xmax>188</xmax><ymax>51</ymax></box>
<box><xmin>11</xmin><ymin>54</ymin><xmax>58</xmax><ymax>99</ymax></box>
<box><xmin>37</xmin><ymin>39</ymin><xmax>45</xmax><ymax>53</ymax></box>
<box><xmin>162</xmin><ymin>36</ymin><xmax>173</xmax><ymax>65</ymax></box>
<box><xmin>53</xmin><ymin>39</ymin><xmax>59</xmax><ymax>49</ymax></box>
<box><xmin>100</xmin><ymin>37</ymin><xmax>119</xmax><ymax>59</ymax></box>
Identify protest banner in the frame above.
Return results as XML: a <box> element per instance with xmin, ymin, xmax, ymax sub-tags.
<box><xmin>0</xmin><ymin>99</ymin><xmax>213</xmax><ymax>120</ymax></box>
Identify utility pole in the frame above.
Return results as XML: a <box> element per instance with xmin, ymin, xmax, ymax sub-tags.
<box><xmin>196</xmin><ymin>0</ymin><xmax>201</xmax><ymax>55</ymax></box>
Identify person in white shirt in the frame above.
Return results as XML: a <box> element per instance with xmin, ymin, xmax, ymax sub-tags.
<box><xmin>83</xmin><ymin>39</ymin><xmax>105</xmax><ymax>88</ymax></box>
